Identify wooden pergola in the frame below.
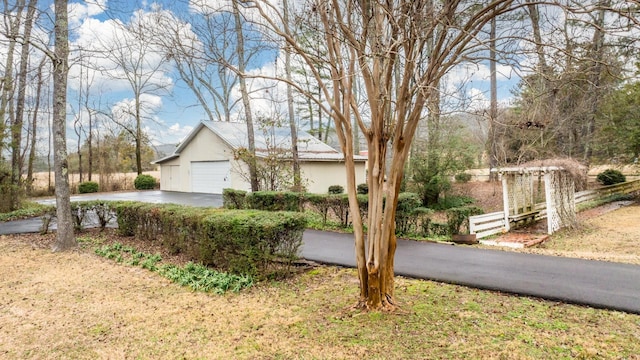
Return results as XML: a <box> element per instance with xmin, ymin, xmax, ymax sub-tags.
<box><xmin>494</xmin><ymin>166</ymin><xmax>577</xmax><ymax>235</ymax></box>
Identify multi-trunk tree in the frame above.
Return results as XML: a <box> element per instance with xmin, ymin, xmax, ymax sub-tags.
<box><xmin>250</xmin><ymin>0</ymin><xmax>520</xmax><ymax>309</ymax></box>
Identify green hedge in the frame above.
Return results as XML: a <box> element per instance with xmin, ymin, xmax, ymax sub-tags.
<box><xmin>222</xmin><ymin>188</ymin><xmax>247</xmax><ymax>209</ymax></box>
<box><xmin>112</xmin><ymin>202</ymin><xmax>307</xmax><ymax>277</ymax></box>
<box><xmin>245</xmin><ymin>191</ymin><xmax>303</xmax><ymax>212</ymax></box>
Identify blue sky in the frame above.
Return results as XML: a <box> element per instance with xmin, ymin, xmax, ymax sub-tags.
<box><xmin>61</xmin><ymin>0</ymin><xmax>522</xmax><ymax>149</ymax></box>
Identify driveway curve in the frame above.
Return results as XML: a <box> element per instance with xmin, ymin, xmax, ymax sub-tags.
<box><xmin>3</xmin><ymin>191</ymin><xmax>639</xmax><ymax>314</ymax></box>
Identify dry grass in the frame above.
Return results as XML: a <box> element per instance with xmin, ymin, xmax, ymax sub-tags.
<box><xmin>2</xmin><ymin>182</ymin><xmax>640</xmax><ymax>358</ymax></box>
<box><xmin>2</xmin><ymin>222</ymin><xmax>640</xmax><ymax>359</ymax></box>
<box><xmin>29</xmin><ymin>170</ymin><xmax>160</xmax><ymax>195</ymax></box>
<box><xmin>517</xmin><ymin>202</ymin><xmax>640</xmax><ymax>264</ymax></box>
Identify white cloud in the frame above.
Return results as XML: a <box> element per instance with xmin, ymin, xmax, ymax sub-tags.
<box><xmin>69</xmin><ymin>0</ymin><xmax>108</xmax><ymax>27</ymax></box>
<box><xmin>150</xmin><ymin>123</ymin><xmax>194</xmax><ymax>145</ymax></box>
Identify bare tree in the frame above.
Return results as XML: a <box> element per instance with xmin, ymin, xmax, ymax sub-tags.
<box><xmin>51</xmin><ymin>0</ymin><xmax>75</xmax><ymax>251</ymax></box>
<box><xmin>282</xmin><ymin>0</ymin><xmax>301</xmax><ymax>191</ymax></box>
<box><xmin>10</xmin><ymin>0</ymin><xmax>37</xmax><ymax>195</ymax></box>
<box><xmin>95</xmin><ymin>16</ymin><xmax>171</xmax><ymax>175</ymax></box>
<box><xmin>249</xmin><ymin>0</ymin><xmax>519</xmax><ymax>309</ymax></box>
<box><xmin>25</xmin><ymin>56</ymin><xmax>48</xmax><ymax>194</ymax></box>
<box><xmin>0</xmin><ymin>1</ymin><xmax>24</xmax><ymax>158</ymax></box>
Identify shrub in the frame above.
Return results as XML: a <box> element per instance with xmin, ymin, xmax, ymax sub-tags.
<box><xmin>222</xmin><ymin>188</ymin><xmax>247</xmax><ymax>209</ymax></box>
<box><xmin>446</xmin><ymin>206</ymin><xmax>484</xmax><ymax>235</ymax></box>
<box><xmin>455</xmin><ymin>172</ymin><xmax>472</xmax><ymax>183</ymax></box>
<box><xmin>596</xmin><ymin>169</ymin><xmax>626</xmax><ymax>186</ymax></box>
<box><xmin>112</xmin><ymin>202</ymin><xmax>307</xmax><ymax>278</ymax></box>
<box><xmin>245</xmin><ymin>191</ymin><xmax>303</xmax><ymax>212</ymax></box>
<box><xmin>357</xmin><ymin>183</ymin><xmax>369</xmax><ymax>194</ymax></box>
<box><xmin>433</xmin><ymin>195</ymin><xmax>475</xmax><ymax>210</ymax></box>
<box><xmin>304</xmin><ymin>193</ymin><xmax>332</xmax><ymax>226</ymax></box>
<box><xmin>395</xmin><ymin>192</ymin><xmax>421</xmax><ymax>235</ymax></box>
<box><xmin>328</xmin><ymin>185</ymin><xmax>344</xmax><ymax>194</ymax></box>
<box><xmin>134</xmin><ymin>174</ymin><xmax>157</xmax><ymax>190</ymax></box>
<box><xmin>78</xmin><ymin>181</ymin><xmax>99</xmax><ymax>194</ymax></box>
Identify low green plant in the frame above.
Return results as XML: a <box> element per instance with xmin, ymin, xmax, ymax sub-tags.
<box><xmin>92</xmin><ymin>240</ymin><xmax>253</xmax><ymax>294</ymax></box>
<box><xmin>159</xmin><ymin>262</ymin><xmax>253</xmax><ymax>294</ymax></box>
<box><xmin>78</xmin><ymin>181</ymin><xmax>99</xmax><ymax>194</ymax></box>
<box><xmin>596</xmin><ymin>169</ymin><xmax>626</xmax><ymax>185</ymax></box>
<box><xmin>328</xmin><ymin>185</ymin><xmax>344</xmax><ymax>194</ymax></box>
<box><xmin>134</xmin><ymin>174</ymin><xmax>157</xmax><ymax>190</ymax></box>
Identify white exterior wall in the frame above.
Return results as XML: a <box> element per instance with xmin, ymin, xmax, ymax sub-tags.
<box><xmin>158</xmin><ymin>126</ymin><xmax>366</xmax><ymax>194</ymax></box>
<box><xmin>300</xmin><ymin>161</ymin><xmax>366</xmax><ymax>194</ymax></box>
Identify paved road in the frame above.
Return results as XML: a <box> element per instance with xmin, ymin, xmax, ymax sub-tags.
<box><xmin>302</xmin><ymin>230</ymin><xmax>640</xmax><ymax>314</ymax></box>
<box><xmin>3</xmin><ymin>191</ymin><xmax>640</xmax><ymax>314</ymax></box>
<box><xmin>35</xmin><ymin>190</ymin><xmax>223</xmax><ymax>208</ymax></box>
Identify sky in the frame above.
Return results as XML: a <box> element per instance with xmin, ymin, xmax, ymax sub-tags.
<box><xmin>0</xmin><ymin>0</ymin><xmax>530</xmax><ymax>158</ymax></box>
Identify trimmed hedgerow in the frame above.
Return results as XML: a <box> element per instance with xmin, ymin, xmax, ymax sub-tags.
<box><xmin>111</xmin><ymin>201</ymin><xmax>307</xmax><ymax>277</ymax></box>
<box><xmin>222</xmin><ymin>188</ymin><xmax>247</xmax><ymax>209</ymax></box>
<box><xmin>245</xmin><ymin>191</ymin><xmax>303</xmax><ymax>212</ymax></box>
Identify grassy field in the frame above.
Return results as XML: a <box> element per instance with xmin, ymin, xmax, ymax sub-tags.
<box><xmin>2</xmin><ymin>201</ymin><xmax>640</xmax><ymax>359</ymax></box>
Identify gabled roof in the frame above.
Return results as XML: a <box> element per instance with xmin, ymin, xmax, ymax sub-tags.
<box><xmin>153</xmin><ymin>121</ymin><xmax>366</xmax><ymax>164</ymax></box>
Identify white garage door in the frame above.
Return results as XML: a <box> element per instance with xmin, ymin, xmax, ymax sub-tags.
<box><xmin>191</xmin><ymin>161</ymin><xmax>231</xmax><ymax>194</ymax></box>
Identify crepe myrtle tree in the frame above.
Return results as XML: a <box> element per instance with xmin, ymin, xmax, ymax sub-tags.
<box><xmin>247</xmin><ymin>0</ymin><xmax>520</xmax><ymax>310</ymax></box>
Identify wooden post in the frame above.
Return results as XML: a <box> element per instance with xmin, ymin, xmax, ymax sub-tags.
<box><xmin>501</xmin><ymin>172</ymin><xmax>510</xmax><ymax>232</ymax></box>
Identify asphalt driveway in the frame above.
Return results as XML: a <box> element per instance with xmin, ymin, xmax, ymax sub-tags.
<box><xmin>4</xmin><ymin>190</ymin><xmax>639</xmax><ymax>314</ymax></box>
<box><xmin>35</xmin><ymin>190</ymin><xmax>223</xmax><ymax>208</ymax></box>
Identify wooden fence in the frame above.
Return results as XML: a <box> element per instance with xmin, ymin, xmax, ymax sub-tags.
<box><xmin>469</xmin><ymin>179</ymin><xmax>640</xmax><ymax>239</ymax></box>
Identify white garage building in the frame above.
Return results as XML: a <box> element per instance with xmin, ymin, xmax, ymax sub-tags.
<box><xmin>153</xmin><ymin>121</ymin><xmax>367</xmax><ymax>194</ymax></box>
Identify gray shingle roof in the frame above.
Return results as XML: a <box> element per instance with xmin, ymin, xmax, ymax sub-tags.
<box><xmin>154</xmin><ymin>121</ymin><xmax>366</xmax><ymax>164</ymax></box>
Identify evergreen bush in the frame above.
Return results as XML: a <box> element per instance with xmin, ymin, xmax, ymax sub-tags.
<box><xmin>245</xmin><ymin>191</ymin><xmax>303</xmax><ymax>212</ymax></box>
<box><xmin>78</xmin><ymin>181</ymin><xmax>99</xmax><ymax>194</ymax></box>
<box><xmin>596</xmin><ymin>169</ymin><xmax>626</xmax><ymax>185</ymax></box>
<box><xmin>134</xmin><ymin>174</ymin><xmax>157</xmax><ymax>190</ymax></box>
<box><xmin>357</xmin><ymin>183</ymin><xmax>369</xmax><ymax>194</ymax></box>
<box><xmin>328</xmin><ymin>185</ymin><xmax>344</xmax><ymax>194</ymax></box>
<box><xmin>222</xmin><ymin>188</ymin><xmax>247</xmax><ymax>209</ymax></box>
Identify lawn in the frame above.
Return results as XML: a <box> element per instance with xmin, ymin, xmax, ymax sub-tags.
<box><xmin>1</xmin><ymin>208</ymin><xmax>640</xmax><ymax>360</ymax></box>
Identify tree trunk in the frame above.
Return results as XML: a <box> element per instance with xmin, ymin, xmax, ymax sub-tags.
<box><xmin>12</xmin><ymin>0</ymin><xmax>37</xmax><ymax>195</ymax></box>
<box><xmin>232</xmin><ymin>0</ymin><xmax>259</xmax><ymax>191</ymax></box>
<box><xmin>26</xmin><ymin>57</ymin><xmax>46</xmax><ymax>195</ymax></box>
<box><xmin>52</xmin><ymin>0</ymin><xmax>76</xmax><ymax>252</ymax></box>
<box><xmin>0</xmin><ymin>2</ymin><xmax>23</xmax><ymax>159</ymax></box>
<box><xmin>488</xmin><ymin>15</ymin><xmax>499</xmax><ymax>181</ymax></box>
<box><xmin>583</xmin><ymin>0</ymin><xmax>608</xmax><ymax>162</ymax></box>
<box><xmin>135</xmin><ymin>93</ymin><xmax>143</xmax><ymax>175</ymax></box>
<box><xmin>282</xmin><ymin>0</ymin><xmax>301</xmax><ymax>191</ymax></box>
